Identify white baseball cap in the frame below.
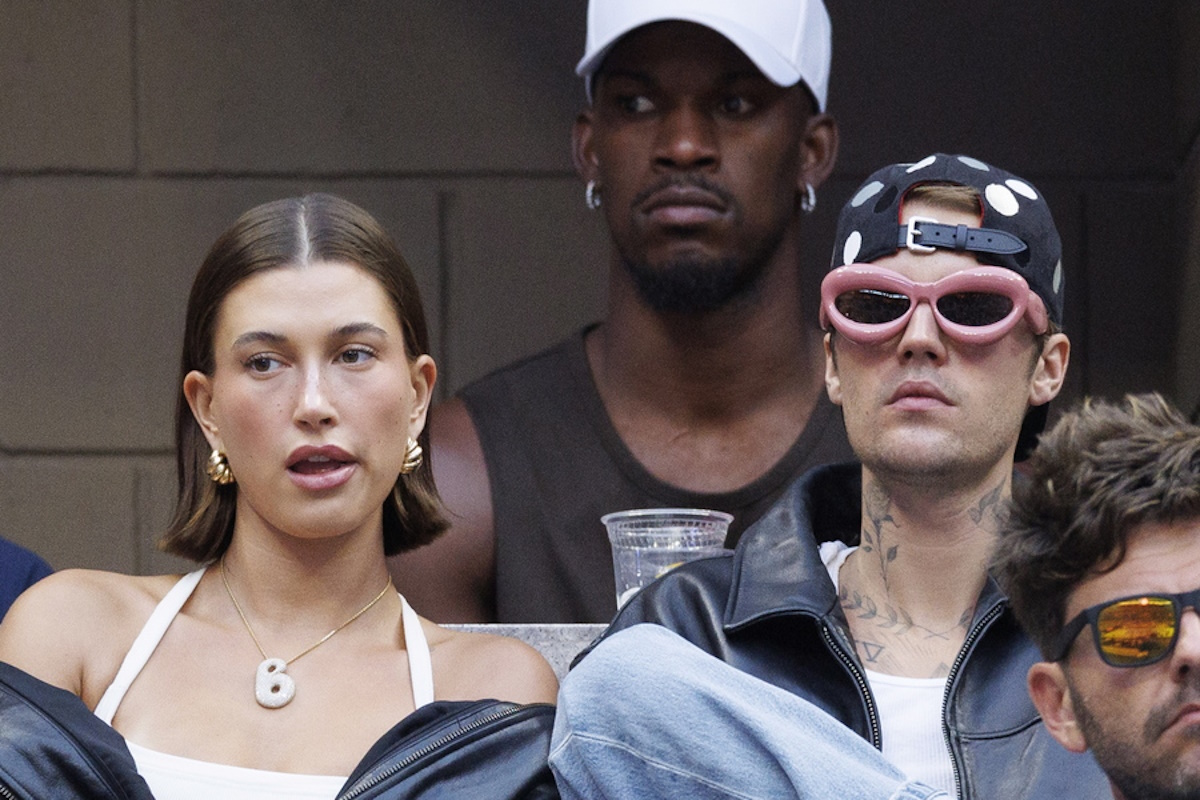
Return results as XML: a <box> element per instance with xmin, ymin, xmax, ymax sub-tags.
<box><xmin>576</xmin><ymin>0</ymin><xmax>832</xmax><ymax>111</ymax></box>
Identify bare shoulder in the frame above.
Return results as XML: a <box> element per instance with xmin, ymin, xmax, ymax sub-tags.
<box><xmin>389</xmin><ymin>397</ymin><xmax>497</xmax><ymax>622</ymax></box>
<box><xmin>427</xmin><ymin>621</ymin><xmax>558</xmax><ymax>705</ymax></box>
<box><xmin>0</xmin><ymin>569</ymin><xmax>177</xmax><ymax>698</ymax></box>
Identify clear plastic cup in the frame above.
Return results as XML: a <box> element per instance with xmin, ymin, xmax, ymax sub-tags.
<box><xmin>602</xmin><ymin>508</ymin><xmax>733</xmax><ymax>608</ymax></box>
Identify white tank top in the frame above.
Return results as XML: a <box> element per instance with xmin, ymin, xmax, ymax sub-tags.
<box><xmin>819</xmin><ymin>541</ymin><xmax>957</xmax><ymax>797</ymax></box>
<box><xmin>94</xmin><ymin>567</ymin><xmax>435</xmax><ymax>800</ymax></box>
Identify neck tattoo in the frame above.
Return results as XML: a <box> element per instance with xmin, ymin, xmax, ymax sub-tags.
<box><xmin>220</xmin><ymin>557</ymin><xmax>393</xmax><ymax>709</ymax></box>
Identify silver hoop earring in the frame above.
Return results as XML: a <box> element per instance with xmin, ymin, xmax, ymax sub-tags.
<box><xmin>800</xmin><ymin>182</ymin><xmax>817</xmax><ymax>214</ymax></box>
<box><xmin>585</xmin><ymin>180</ymin><xmax>602</xmax><ymax>211</ymax></box>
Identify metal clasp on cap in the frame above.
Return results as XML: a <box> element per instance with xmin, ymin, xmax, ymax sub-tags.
<box><xmin>905</xmin><ymin>215</ymin><xmax>938</xmax><ymax>253</ymax></box>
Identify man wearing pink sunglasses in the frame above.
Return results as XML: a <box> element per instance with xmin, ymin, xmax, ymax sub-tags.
<box><xmin>551</xmin><ymin>154</ymin><xmax>1108</xmax><ymax>798</ymax></box>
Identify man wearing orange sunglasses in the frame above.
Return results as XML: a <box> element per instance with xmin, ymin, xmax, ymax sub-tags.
<box><xmin>552</xmin><ymin>154</ymin><xmax>1109</xmax><ymax>798</ymax></box>
<box><xmin>997</xmin><ymin>393</ymin><xmax>1200</xmax><ymax>800</ymax></box>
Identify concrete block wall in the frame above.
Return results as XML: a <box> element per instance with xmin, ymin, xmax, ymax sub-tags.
<box><xmin>2</xmin><ymin>1</ymin><xmax>1196</xmax><ymax>574</ymax></box>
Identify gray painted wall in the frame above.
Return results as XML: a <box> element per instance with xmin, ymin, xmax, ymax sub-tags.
<box><xmin>2</xmin><ymin>1</ymin><xmax>1197</xmax><ymax>573</ymax></box>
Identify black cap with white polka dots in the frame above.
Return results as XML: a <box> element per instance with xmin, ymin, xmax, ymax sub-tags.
<box><xmin>832</xmin><ymin>154</ymin><xmax>1064</xmax><ymax>326</ymax></box>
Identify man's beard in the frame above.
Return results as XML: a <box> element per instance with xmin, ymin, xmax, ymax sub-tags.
<box><xmin>622</xmin><ymin>255</ymin><xmax>759</xmax><ymax>313</ymax></box>
<box><xmin>1073</xmin><ymin>683</ymin><xmax>1200</xmax><ymax>800</ymax></box>
<box><xmin>618</xmin><ymin>174</ymin><xmax>787</xmax><ymax>313</ymax></box>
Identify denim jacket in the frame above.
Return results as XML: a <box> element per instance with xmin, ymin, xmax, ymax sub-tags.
<box><xmin>586</xmin><ymin>463</ymin><xmax>1108</xmax><ymax>800</ymax></box>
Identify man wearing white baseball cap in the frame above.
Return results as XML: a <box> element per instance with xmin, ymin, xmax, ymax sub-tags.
<box><xmin>577</xmin><ymin>0</ymin><xmax>832</xmax><ymax>110</ymax></box>
<box><xmin>391</xmin><ymin>0</ymin><xmax>851</xmax><ymax>626</ymax></box>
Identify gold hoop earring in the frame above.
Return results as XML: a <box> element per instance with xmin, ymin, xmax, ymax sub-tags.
<box><xmin>400</xmin><ymin>437</ymin><xmax>423</xmax><ymax>475</ymax></box>
<box><xmin>207</xmin><ymin>449</ymin><xmax>236</xmax><ymax>485</ymax></box>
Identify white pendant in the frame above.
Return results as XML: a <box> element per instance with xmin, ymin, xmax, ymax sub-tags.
<box><xmin>255</xmin><ymin>657</ymin><xmax>296</xmax><ymax>709</ymax></box>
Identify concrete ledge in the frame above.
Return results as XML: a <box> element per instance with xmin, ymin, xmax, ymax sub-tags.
<box><xmin>444</xmin><ymin>623</ymin><xmax>607</xmax><ymax>681</ymax></box>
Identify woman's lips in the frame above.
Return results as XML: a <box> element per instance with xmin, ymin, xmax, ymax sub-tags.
<box><xmin>290</xmin><ymin>454</ymin><xmax>346</xmax><ymax>474</ymax></box>
<box><xmin>287</xmin><ymin>446</ymin><xmax>357</xmax><ymax>491</ymax></box>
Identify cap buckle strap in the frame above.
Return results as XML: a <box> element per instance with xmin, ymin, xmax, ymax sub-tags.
<box><xmin>953</xmin><ymin>223</ymin><xmax>969</xmax><ymax>250</ymax></box>
<box><xmin>900</xmin><ymin>217</ymin><xmax>1029</xmax><ymax>257</ymax></box>
<box><xmin>904</xmin><ymin>215</ymin><xmax>938</xmax><ymax>254</ymax></box>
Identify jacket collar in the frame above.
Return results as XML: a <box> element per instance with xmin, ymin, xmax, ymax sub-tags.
<box><xmin>724</xmin><ymin>462</ymin><xmax>1011</xmax><ymax>631</ymax></box>
<box><xmin>725</xmin><ymin>463</ymin><xmax>862</xmax><ymax>628</ymax></box>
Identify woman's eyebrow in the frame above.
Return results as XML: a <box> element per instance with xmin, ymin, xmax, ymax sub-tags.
<box><xmin>231</xmin><ymin>330</ymin><xmax>286</xmax><ymax>349</ymax></box>
<box><xmin>230</xmin><ymin>323</ymin><xmax>391</xmax><ymax>349</ymax></box>
<box><xmin>334</xmin><ymin>322</ymin><xmax>391</xmax><ymax>339</ymax></box>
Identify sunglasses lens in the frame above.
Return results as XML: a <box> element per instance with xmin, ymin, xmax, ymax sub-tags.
<box><xmin>936</xmin><ymin>292</ymin><xmax>1015</xmax><ymax>327</ymax></box>
<box><xmin>835</xmin><ymin>289</ymin><xmax>910</xmax><ymax>325</ymax></box>
<box><xmin>1096</xmin><ymin>597</ymin><xmax>1176</xmax><ymax>666</ymax></box>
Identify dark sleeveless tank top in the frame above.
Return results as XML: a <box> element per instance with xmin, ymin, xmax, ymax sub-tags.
<box><xmin>460</xmin><ymin>326</ymin><xmax>854</xmax><ymax>623</ymax></box>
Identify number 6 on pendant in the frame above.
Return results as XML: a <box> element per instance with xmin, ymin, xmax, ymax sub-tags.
<box><xmin>255</xmin><ymin>657</ymin><xmax>296</xmax><ymax>708</ymax></box>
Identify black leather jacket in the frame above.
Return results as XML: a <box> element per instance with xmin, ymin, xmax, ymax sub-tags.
<box><xmin>0</xmin><ymin>662</ymin><xmax>558</xmax><ymax>800</ymax></box>
<box><xmin>587</xmin><ymin>463</ymin><xmax>1108</xmax><ymax>800</ymax></box>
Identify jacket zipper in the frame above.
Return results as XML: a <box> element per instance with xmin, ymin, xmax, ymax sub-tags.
<box><xmin>941</xmin><ymin>602</ymin><xmax>1004</xmax><ymax>800</ymax></box>
<box><xmin>336</xmin><ymin>704</ymin><xmax>532</xmax><ymax>799</ymax></box>
<box><xmin>0</xmin><ymin>781</ymin><xmax>18</xmax><ymax>800</ymax></box>
<box><xmin>820</xmin><ymin>622</ymin><xmax>882</xmax><ymax>749</ymax></box>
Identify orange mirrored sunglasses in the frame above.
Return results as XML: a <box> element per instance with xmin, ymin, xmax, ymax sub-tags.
<box><xmin>1053</xmin><ymin>590</ymin><xmax>1200</xmax><ymax>667</ymax></box>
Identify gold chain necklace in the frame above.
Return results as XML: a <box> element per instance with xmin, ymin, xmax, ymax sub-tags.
<box><xmin>220</xmin><ymin>558</ymin><xmax>393</xmax><ymax>709</ymax></box>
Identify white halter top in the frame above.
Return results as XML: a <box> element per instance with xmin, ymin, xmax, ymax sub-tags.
<box><xmin>94</xmin><ymin>567</ymin><xmax>434</xmax><ymax>800</ymax></box>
